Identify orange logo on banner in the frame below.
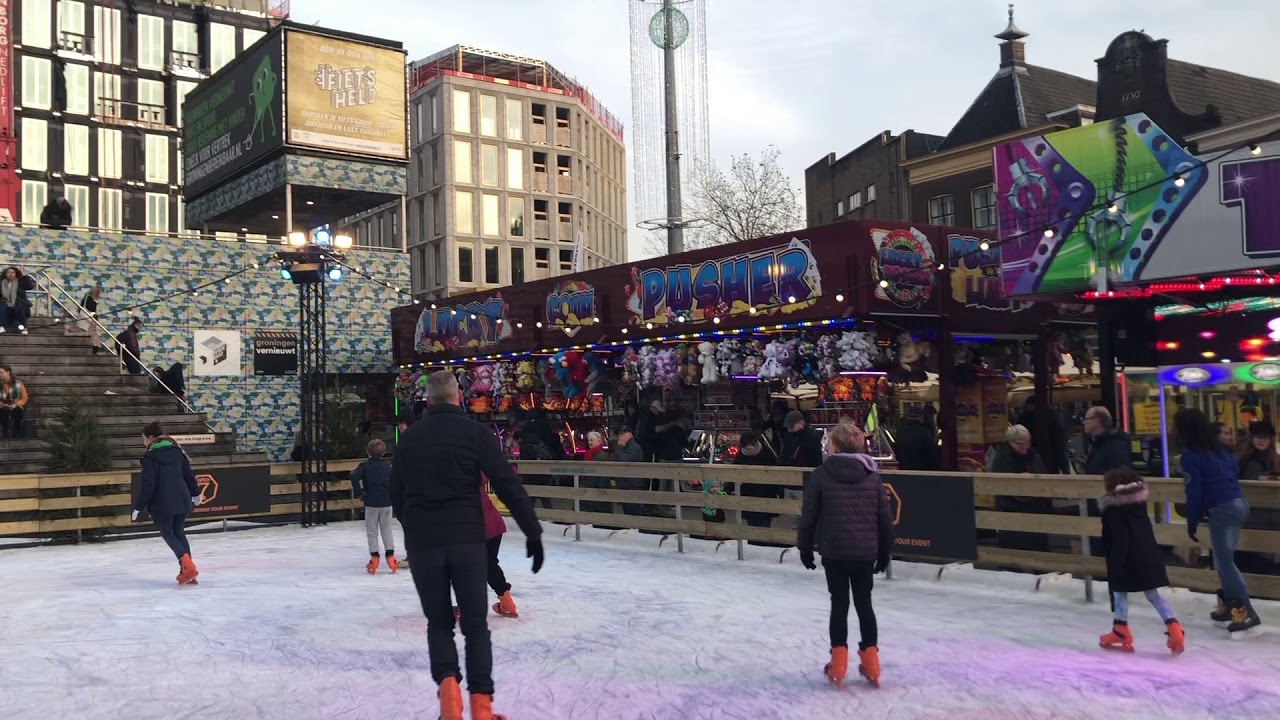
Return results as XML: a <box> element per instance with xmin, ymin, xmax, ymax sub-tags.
<box><xmin>195</xmin><ymin>474</ymin><xmax>219</xmax><ymax>506</ymax></box>
<box><xmin>883</xmin><ymin>483</ymin><xmax>902</xmax><ymax>525</ymax></box>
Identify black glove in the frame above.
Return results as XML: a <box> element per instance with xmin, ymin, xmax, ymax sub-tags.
<box><xmin>875</xmin><ymin>553</ymin><xmax>891</xmax><ymax>575</ymax></box>
<box><xmin>799</xmin><ymin>548</ymin><xmax>816</xmax><ymax>570</ymax></box>
<box><xmin>1187</xmin><ymin>526</ymin><xmax>1199</xmax><ymax>543</ymax></box>
<box><xmin>526</xmin><ymin>535</ymin><xmax>544</xmax><ymax>574</ymax></box>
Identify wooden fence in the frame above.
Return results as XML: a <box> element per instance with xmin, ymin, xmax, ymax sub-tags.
<box><xmin>2</xmin><ymin>458</ymin><xmax>1279</xmax><ymax>601</ymax></box>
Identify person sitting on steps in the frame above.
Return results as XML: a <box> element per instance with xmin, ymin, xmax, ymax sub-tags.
<box><xmin>115</xmin><ymin>318</ymin><xmax>144</xmax><ymax>375</ymax></box>
<box><xmin>0</xmin><ymin>266</ymin><xmax>33</xmax><ymax>336</ymax></box>
<box><xmin>0</xmin><ymin>365</ymin><xmax>30</xmax><ymax>439</ymax></box>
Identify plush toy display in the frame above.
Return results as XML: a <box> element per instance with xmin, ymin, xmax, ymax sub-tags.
<box><xmin>741</xmin><ymin>340</ymin><xmax>763</xmax><ymax>377</ymax></box>
<box><xmin>470</xmin><ymin>365</ymin><xmax>494</xmax><ymax>394</ymax></box>
<box><xmin>515</xmin><ymin>360</ymin><xmax>536</xmax><ymax>391</ymax></box>
<box><xmin>715</xmin><ymin>339</ymin><xmax>743</xmax><ymax>377</ymax></box>
<box><xmin>639</xmin><ymin>345</ymin><xmax>658</xmax><ymax>388</ymax></box>
<box><xmin>684</xmin><ymin>345</ymin><xmax>701</xmax><ymax>386</ymax></box>
<box><xmin>455</xmin><ymin>367</ymin><xmax>473</xmax><ymax>397</ymax></box>
<box><xmin>583</xmin><ymin>351</ymin><xmax>609</xmax><ymax>395</ymax></box>
<box><xmin>758</xmin><ymin>340</ymin><xmax>784</xmax><ymax>379</ymax></box>
<box><xmin>697</xmin><ymin>341</ymin><xmax>718</xmax><ymax>384</ymax></box>
<box><xmin>837</xmin><ymin>331</ymin><xmax>875</xmax><ymax>371</ymax></box>
<box><xmin>897</xmin><ymin>332</ymin><xmax>932</xmax><ymax>371</ymax></box>
<box><xmin>622</xmin><ymin>347</ymin><xmax>641</xmax><ymax>386</ymax></box>
<box><xmin>491</xmin><ymin>362</ymin><xmax>511</xmax><ymax>398</ymax></box>
<box><xmin>655</xmin><ymin>347</ymin><xmax>680</xmax><ymax>389</ymax></box>
<box><xmin>561</xmin><ymin>350</ymin><xmax>588</xmax><ymax>397</ymax></box>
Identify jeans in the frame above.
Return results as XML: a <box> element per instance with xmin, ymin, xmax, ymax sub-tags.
<box><xmin>408</xmin><ymin>542</ymin><xmax>494</xmax><ymax>694</ymax></box>
<box><xmin>0</xmin><ymin>302</ymin><xmax>29</xmax><ymax>329</ymax></box>
<box><xmin>1113</xmin><ymin>590</ymin><xmax>1174</xmax><ymax>623</ymax></box>
<box><xmin>824</xmin><ymin>559</ymin><xmax>878</xmax><ymax>650</ymax></box>
<box><xmin>742</xmin><ymin>512</ymin><xmax>774</xmax><ymax>528</ymax></box>
<box><xmin>153</xmin><ymin>513</ymin><xmax>190</xmax><ymax>560</ymax></box>
<box><xmin>364</xmin><ymin>506</ymin><xmax>395</xmax><ymax>554</ymax></box>
<box><xmin>0</xmin><ymin>405</ymin><xmax>25</xmax><ymax>438</ymax></box>
<box><xmin>1209</xmin><ymin>497</ymin><xmax>1252</xmax><ymax>604</ymax></box>
<box><xmin>486</xmin><ymin>535</ymin><xmax>510</xmax><ymax>596</ymax></box>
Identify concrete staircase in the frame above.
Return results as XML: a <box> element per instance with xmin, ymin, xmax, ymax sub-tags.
<box><xmin>0</xmin><ymin>317</ymin><xmax>267</xmax><ymax>474</ymax></box>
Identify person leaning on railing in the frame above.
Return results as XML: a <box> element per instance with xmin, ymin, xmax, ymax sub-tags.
<box><xmin>1236</xmin><ymin>420</ymin><xmax>1280</xmax><ymax>575</ymax></box>
<box><xmin>75</xmin><ymin>284</ymin><xmax>105</xmax><ymax>352</ymax></box>
<box><xmin>0</xmin><ymin>364</ymin><xmax>30</xmax><ymax>439</ymax></box>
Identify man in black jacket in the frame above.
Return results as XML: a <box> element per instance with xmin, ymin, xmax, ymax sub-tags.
<box><xmin>1083</xmin><ymin>406</ymin><xmax>1131</xmax><ymax>475</ymax></box>
<box><xmin>735</xmin><ymin>431</ymin><xmax>781</xmax><ymax>528</ymax></box>
<box><xmin>131</xmin><ymin>421</ymin><xmax>202</xmax><ymax>585</ymax></box>
<box><xmin>891</xmin><ymin>406</ymin><xmax>939</xmax><ymax>471</ymax></box>
<box><xmin>391</xmin><ymin>371</ymin><xmax>543</xmax><ymax>720</ymax></box>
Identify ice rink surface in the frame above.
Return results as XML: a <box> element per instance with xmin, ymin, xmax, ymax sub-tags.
<box><xmin>2</xmin><ymin>520</ymin><xmax>1278</xmax><ymax>720</ymax></box>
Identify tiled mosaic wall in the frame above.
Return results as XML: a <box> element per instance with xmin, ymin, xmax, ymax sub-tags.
<box><xmin>2</xmin><ymin>226</ymin><xmax>409</xmax><ymax>460</ymax></box>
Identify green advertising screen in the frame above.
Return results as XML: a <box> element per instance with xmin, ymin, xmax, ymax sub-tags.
<box><xmin>182</xmin><ymin>31</ymin><xmax>283</xmax><ymax>198</ymax></box>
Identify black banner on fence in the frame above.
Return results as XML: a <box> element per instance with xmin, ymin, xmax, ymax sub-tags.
<box><xmin>132</xmin><ymin>464</ymin><xmax>272</xmax><ymax>519</ymax></box>
<box><xmin>254</xmin><ymin>331</ymin><xmax>297</xmax><ymax>376</ymax></box>
<box><xmin>882</xmin><ymin>472</ymin><xmax>977</xmax><ymax>561</ymax></box>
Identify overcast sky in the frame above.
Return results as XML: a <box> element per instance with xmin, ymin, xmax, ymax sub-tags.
<box><xmin>294</xmin><ymin>0</ymin><xmax>1280</xmax><ymax>261</ymax></box>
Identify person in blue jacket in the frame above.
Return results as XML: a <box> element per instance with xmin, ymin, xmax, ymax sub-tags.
<box><xmin>1176</xmin><ymin>408</ymin><xmax>1260</xmax><ymax>633</ymax></box>
<box><xmin>131</xmin><ymin>420</ymin><xmax>202</xmax><ymax>585</ymax></box>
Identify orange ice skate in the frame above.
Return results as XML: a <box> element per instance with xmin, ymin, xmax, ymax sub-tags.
<box><xmin>1165</xmin><ymin>619</ymin><xmax>1185</xmax><ymax>655</ymax></box>
<box><xmin>177</xmin><ymin>553</ymin><xmax>198</xmax><ymax>585</ymax></box>
<box><xmin>386</xmin><ymin>553</ymin><xmax>399</xmax><ymax>573</ymax></box>
<box><xmin>1099</xmin><ymin>621</ymin><xmax>1134</xmax><ymax>652</ymax></box>
<box><xmin>858</xmin><ymin>647</ymin><xmax>880</xmax><ymax>688</ymax></box>
<box><xmin>469</xmin><ymin>692</ymin><xmax>507</xmax><ymax>720</ymax></box>
<box><xmin>438</xmin><ymin>677</ymin><xmax>463</xmax><ymax>720</ymax></box>
<box><xmin>823</xmin><ymin>646</ymin><xmax>848</xmax><ymax>688</ymax></box>
<box><xmin>493</xmin><ymin>591</ymin><xmax>519</xmax><ymax>618</ymax></box>
<box><xmin>366</xmin><ymin>554</ymin><xmax>379</xmax><ymax>574</ymax></box>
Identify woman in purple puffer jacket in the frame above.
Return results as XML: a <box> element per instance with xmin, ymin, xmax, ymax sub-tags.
<box><xmin>797</xmin><ymin>423</ymin><xmax>894</xmax><ymax>690</ymax></box>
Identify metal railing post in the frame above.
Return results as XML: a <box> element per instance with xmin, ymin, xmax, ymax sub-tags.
<box><xmin>674</xmin><ymin>474</ymin><xmax>684</xmax><ymax>553</ymax></box>
<box><xmin>734</xmin><ymin>479</ymin><xmax>745</xmax><ymax>561</ymax></box>
<box><xmin>573</xmin><ymin>473</ymin><xmax>581</xmax><ymax>541</ymax></box>
<box><xmin>1078</xmin><ymin>498</ymin><xmax>1094</xmax><ymax>603</ymax></box>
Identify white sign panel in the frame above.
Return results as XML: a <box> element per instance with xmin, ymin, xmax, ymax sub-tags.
<box><xmin>192</xmin><ymin>329</ymin><xmax>242</xmax><ymax>377</ymax></box>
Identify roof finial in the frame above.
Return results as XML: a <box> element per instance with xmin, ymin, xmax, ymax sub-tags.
<box><xmin>996</xmin><ymin>3</ymin><xmax>1029</xmax><ymax>41</ymax></box>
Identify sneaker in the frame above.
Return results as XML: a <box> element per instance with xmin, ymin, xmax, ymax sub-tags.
<box><xmin>858</xmin><ymin>646</ymin><xmax>881</xmax><ymax>688</ymax></box>
<box><xmin>0</xmin><ymin>327</ymin><xmax>6</xmax><ymax>334</ymax></box>
<box><xmin>437</xmin><ymin>677</ymin><xmax>463</xmax><ymax>720</ymax></box>
<box><xmin>18</xmin><ymin>325</ymin><xmax>27</xmax><ymax>335</ymax></box>
<box><xmin>469</xmin><ymin>692</ymin><xmax>507</xmax><ymax>720</ymax></box>
<box><xmin>1211</xmin><ymin>589</ymin><xmax>1231</xmax><ymax>626</ymax></box>
<box><xmin>823</xmin><ymin>646</ymin><xmax>848</xmax><ymax>688</ymax></box>
<box><xmin>1165</xmin><ymin>619</ymin><xmax>1185</xmax><ymax>655</ymax></box>
<box><xmin>1227</xmin><ymin>603</ymin><xmax>1262</xmax><ymax>634</ymax></box>
<box><xmin>493</xmin><ymin>590</ymin><xmax>519</xmax><ymax>618</ymax></box>
<box><xmin>366</xmin><ymin>554</ymin><xmax>379</xmax><ymax>574</ymax></box>
<box><xmin>1099</xmin><ymin>621</ymin><xmax>1134</xmax><ymax>652</ymax></box>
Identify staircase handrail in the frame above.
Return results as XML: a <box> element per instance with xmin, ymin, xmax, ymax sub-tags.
<box><xmin>0</xmin><ymin>261</ymin><xmax>56</xmax><ymax>318</ymax></box>
<box><xmin>30</xmin><ymin>270</ymin><xmax>216</xmax><ymax>432</ymax></box>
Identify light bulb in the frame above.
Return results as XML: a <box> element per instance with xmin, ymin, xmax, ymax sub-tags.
<box><xmin>879</xmin><ymin>279</ymin><xmax>889</xmax><ymax>288</ymax></box>
<box><xmin>622</xmin><ymin>328</ymin><xmax>628</xmax><ymax>334</ymax></box>
<box><xmin>1043</xmin><ymin>227</ymin><xmax>1055</xmax><ymax>238</ymax></box>
<box><xmin>713</xmin><ymin>317</ymin><xmax>721</xmax><ymax>325</ymax></box>
<box><xmin>979</xmin><ymin>241</ymin><xmax>990</xmax><ymax>251</ymax></box>
<box><xmin>430</xmin><ymin>303</ymin><xmax>437</xmax><ymax>309</ymax></box>
<box><xmin>645</xmin><ymin>322</ymin><xmax>654</xmax><ymax>330</ymax></box>
<box><xmin>535</xmin><ymin>321</ymin><xmax>543</xmax><ymax>328</ymax></box>
<box><xmin>1173</xmin><ymin>175</ymin><xmax>1186</xmax><ymax>188</ymax></box>
<box><xmin>748</xmin><ymin>307</ymin><xmax>757</xmax><ymax>315</ymax></box>
<box><xmin>787</xmin><ymin>295</ymin><xmax>796</xmax><ymax>303</ymax></box>
<box><xmin>1107</xmin><ymin>203</ymin><xmax>1118</xmax><ymax>214</ymax></box>
<box><xmin>1250</xmin><ymin>144</ymin><xmax>1262</xmax><ymax>156</ymax></box>
<box><xmin>835</xmin><ymin>293</ymin><xmax>844</xmax><ymax>302</ymax></box>
<box><xmin>516</xmin><ymin>322</ymin><xmax>523</xmax><ymax>329</ymax></box>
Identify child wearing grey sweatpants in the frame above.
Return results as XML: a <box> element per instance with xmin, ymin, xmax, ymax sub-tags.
<box><xmin>353</xmin><ymin>439</ymin><xmax>398</xmax><ymax>574</ymax></box>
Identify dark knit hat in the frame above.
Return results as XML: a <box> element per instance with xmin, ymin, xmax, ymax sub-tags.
<box><xmin>1249</xmin><ymin>420</ymin><xmax>1275</xmax><ymax>438</ymax></box>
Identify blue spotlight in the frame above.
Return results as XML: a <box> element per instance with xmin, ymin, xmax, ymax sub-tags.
<box><xmin>328</xmin><ymin>267</ymin><xmax>342</xmax><ymax>281</ymax></box>
<box><xmin>280</xmin><ymin>268</ymin><xmax>292</xmax><ymax>280</ymax></box>
<box><xmin>313</xmin><ymin>228</ymin><xmax>332</xmax><ymax>246</ymax></box>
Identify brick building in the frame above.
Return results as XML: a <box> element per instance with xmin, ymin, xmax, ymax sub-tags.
<box><xmin>803</xmin><ymin>129</ymin><xmax>942</xmax><ymax>228</ymax></box>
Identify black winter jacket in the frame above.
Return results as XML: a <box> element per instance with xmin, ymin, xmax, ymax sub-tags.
<box><xmin>892</xmin><ymin>419</ymin><xmax>939</xmax><ymax>471</ymax></box>
<box><xmin>781</xmin><ymin>426</ymin><xmax>824</xmax><ymax>468</ymax></box>
<box><xmin>133</xmin><ymin>439</ymin><xmax>199</xmax><ymax>517</ymax></box>
<box><xmin>392</xmin><ymin>404</ymin><xmax>542</xmax><ymax>547</ymax></box>
<box><xmin>797</xmin><ymin>454</ymin><xmax>894</xmax><ymax>563</ymax></box>
<box><xmin>990</xmin><ymin>443</ymin><xmax>1047</xmax><ymax>475</ymax></box>
<box><xmin>736</xmin><ymin>445</ymin><xmax>782</xmax><ymax>500</ymax></box>
<box><xmin>352</xmin><ymin>457</ymin><xmax>393</xmax><ymax>508</ymax></box>
<box><xmin>1099</xmin><ymin>480</ymin><xmax>1169</xmax><ymax>592</ymax></box>
<box><xmin>1084</xmin><ymin>430</ymin><xmax>1131</xmax><ymax>475</ymax></box>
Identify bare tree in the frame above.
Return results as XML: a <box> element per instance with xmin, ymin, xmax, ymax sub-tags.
<box><xmin>643</xmin><ymin>146</ymin><xmax>804</xmax><ymax>256</ymax></box>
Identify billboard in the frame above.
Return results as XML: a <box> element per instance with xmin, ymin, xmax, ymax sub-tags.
<box><xmin>285</xmin><ymin>30</ymin><xmax>407</xmax><ymax>159</ymax></box>
<box><xmin>182</xmin><ymin>31</ymin><xmax>283</xmax><ymax>198</ymax></box>
<box><xmin>995</xmin><ymin>113</ymin><xmax>1280</xmax><ymax>297</ymax></box>
<box><xmin>132</xmin><ymin>464</ymin><xmax>272</xmax><ymax>519</ymax></box>
<box><xmin>882</xmin><ymin>472</ymin><xmax>978</xmax><ymax>561</ymax></box>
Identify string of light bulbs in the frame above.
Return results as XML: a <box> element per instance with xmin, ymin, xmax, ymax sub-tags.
<box><xmin>100</xmin><ymin>256</ymin><xmax>277</xmax><ymax>317</ymax></box>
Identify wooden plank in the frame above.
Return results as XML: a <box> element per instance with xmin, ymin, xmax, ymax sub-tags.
<box><xmin>516</xmin><ymin>460</ymin><xmax>807</xmax><ymax>487</ymax></box>
<box><xmin>0</xmin><ymin>476</ymin><xmax>41</xmax><ymax>491</ymax></box>
<box><xmin>526</xmin><ymin>485</ymin><xmax>801</xmax><ymax>514</ymax></box>
<box><xmin>1166</xmin><ymin>566</ymin><xmax>1280</xmax><ymax>599</ymax></box>
<box><xmin>537</xmin><ymin>508</ymin><xmax>798</xmax><ymax>545</ymax></box>
<box><xmin>1152</xmin><ymin>524</ymin><xmax>1280</xmax><ymax>554</ymax></box>
<box><xmin>0</xmin><ymin>498</ymin><xmax>39</xmax><ymax>512</ymax></box>
<box><xmin>39</xmin><ymin>515</ymin><xmax>133</xmax><ymax>532</ymax></box>
<box><xmin>0</xmin><ymin>520</ymin><xmax>40</xmax><ymax>534</ymax></box>
<box><xmin>269</xmin><ymin>459</ymin><xmax>362</xmax><ymax>477</ymax></box>
<box><xmin>270</xmin><ymin>480</ymin><xmax>353</xmax><ymax>496</ymax></box>
<box><xmin>38</xmin><ymin>472</ymin><xmax>133</xmax><ymax>490</ymax></box>
<box><xmin>976</xmin><ymin>510</ymin><xmax>1098</xmax><ymax>537</ymax></box>
<box><xmin>977</xmin><ymin>546</ymin><xmax>1106</xmax><ymax>576</ymax></box>
<box><xmin>39</xmin><ymin>494</ymin><xmax>132</xmax><ymax>511</ymax></box>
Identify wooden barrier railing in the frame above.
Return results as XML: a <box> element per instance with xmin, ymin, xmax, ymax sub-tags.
<box><xmin>514</xmin><ymin>461</ymin><xmax>1280</xmax><ymax>600</ymax></box>
<box><xmin>4</xmin><ymin>458</ymin><xmax>1279</xmax><ymax>601</ymax></box>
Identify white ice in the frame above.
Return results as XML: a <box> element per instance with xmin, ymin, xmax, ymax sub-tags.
<box><xmin>2</xmin><ymin>520</ymin><xmax>1279</xmax><ymax>720</ymax></box>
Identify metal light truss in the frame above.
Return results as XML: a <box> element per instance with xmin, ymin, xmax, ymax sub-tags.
<box><xmin>298</xmin><ymin>278</ymin><xmax>328</xmax><ymax>527</ymax></box>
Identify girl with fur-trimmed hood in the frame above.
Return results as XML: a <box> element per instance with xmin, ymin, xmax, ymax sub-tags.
<box><xmin>1098</xmin><ymin>468</ymin><xmax>1184</xmax><ymax>655</ymax></box>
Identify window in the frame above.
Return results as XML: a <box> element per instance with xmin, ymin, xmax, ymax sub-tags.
<box><xmin>454</xmin><ymin>190</ymin><xmax>473</xmax><ymax>234</ymax></box>
<box><xmin>210</xmin><ymin>24</ymin><xmax>236</xmax><ymax>73</ymax></box>
<box><xmin>20</xmin><ymin>118</ymin><xmax>47</xmax><ymax>171</ymax></box>
<box><xmin>21</xmin><ymin>180</ymin><xmax>47</xmax><ymax>224</ymax></box>
<box><xmin>176</xmin><ymin>80</ymin><xmax>197</xmax><ymax>126</ymax></box>
<box><xmin>928</xmin><ymin>195</ymin><xmax>955</xmax><ymax>225</ymax></box>
<box><xmin>534</xmin><ymin>247</ymin><xmax>550</xmax><ymax>279</ymax></box>
<box><xmin>484</xmin><ymin>245</ymin><xmax>500</xmax><ymax>284</ymax></box>
<box><xmin>835</xmin><ymin>200</ymin><xmax>844</xmax><ymax>217</ymax></box>
<box><xmin>172</xmin><ymin>20</ymin><xmax>198</xmax><ymax>69</ymax></box>
<box><xmin>145</xmin><ymin>192</ymin><xmax>169</xmax><ymax>234</ymax></box>
<box><xmin>243</xmin><ymin>28</ymin><xmax>266</xmax><ymax>48</ymax></box>
<box><xmin>452</xmin><ymin>89</ymin><xmax>470</xmax><ymax>133</ymax></box>
<box><xmin>94</xmin><ymin>72</ymin><xmax>122</xmax><ymax>116</ymax></box>
<box><xmin>137</xmin><ymin>79</ymin><xmax>164</xmax><ymax>122</ymax></box>
<box><xmin>479</xmin><ymin>95</ymin><xmax>497</xmax><ymax>137</ymax></box>
<box><xmin>63</xmin><ymin>63</ymin><xmax>88</xmax><ymax>114</ymax></box>
<box><xmin>137</xmin><ymin>15</ymin><xmax>164</xmax><ymax>70</ymax></box>
<box><xmin>63</xmin><ymin>184</ymin><xmax>89</xmax><ymax>227</ymax></box>
<box><xmin>480</xmin><ymin>145</ymin><xmax>497</xmax><ymax>186</ymax></box>
<box><xmin>971</xmin><ymin>185</ymin><xmax>996</xmax><ymax>230</ymax></box>
<box><xmin>511</xmin><ymin>247</ymin><xmax>525</xmax><ymax>285</ymax></box>
<box><xmin>505</xmin><ymin>99</ymin><xmax>522</xmax><ymax>140</ymax></box>
<box><xmin>21</xmin><ymin>57</ymin><xmax>53</xmax><ymax>109</ymax></box>
<box><xmin>453</xmin><ymin>140</ymin><xmax>471</xmax><ymax>183</ymax></box>
<box><xmin>414</xmin><ymin>101</ymin><xmax>425</xmax><ymax>143</ymax></box>
<box><xmin>177</xmin><ymin>198</ymin><xmax>193</xmax><ymax>236</ymax></box>
<box><xmin>145</xmin><ymin>134</ymin><xmax>169</xmax><ymax>183</ymax></box>
<box><xmin>430</xmin><ymin>93</ymin><xmax>440</xmax><ymax>135</ymax></box>
<box><xmin>851</xmin><ymin>191</ymin><xmax>862</xmax><ymax>209</ymax></box>
<box><xmin>558</xmin><ymin>249</ymin><xmax>573</xmax><ymax>272</ymax></box>
<box><xmin>433</xmin><ymin>242</ymin><xmax>443</xmax><ymax>285</ymax></box>
<box><xmin>432</xmin><ymin>191</ymin><xmax>442</xmax><ymax>234</ymax></box>
<box><xmin>64</xmin><ymin>124</ymin><xmax>89</xmax><ymax>175</ymax></box>
<box><xmin>92</xmin><ymin>6</ymin><xmax>121</xmax><ymax>65</ymax></box>
<box><xmin>97</xmin><ymin>128</ymin><xmax>122</xmax><ymax>178</ymax></box>
<box><xmin>56</xmin><ymin>0</ymin><xmax>86</xmax><ymax>50</ymax></box>
<box><xmin>508</xmin><ymin>197</ymin><xmax>525</xmax><ymax>237</ymax></box>
<box><xmin>481</xmin><ymin>194</ymin><xmax>499</xmax><ymax>236</ymax></box>
<box><xmin>866</xmin><ymin>184</ymin><xmax>877</xmax><ymax>203</ymax></box>
<box><xmin>457</xmin><ymin>245</ymin><xmax>473</xmax><ymax>284</ymax></box>
<box><xmin>22</xmin><ymin>0</ymin><xmax>52</xmax><ymax>48</ymax></box>
<box><xmin>507</xmin><ymin>148</ymin><xmax>523</xmax><ymax>190</ymax></box>
<box><xmin>95</xmin><ymin>188</ymin><xmax>120</xmax><ymax>230</ymax></box>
